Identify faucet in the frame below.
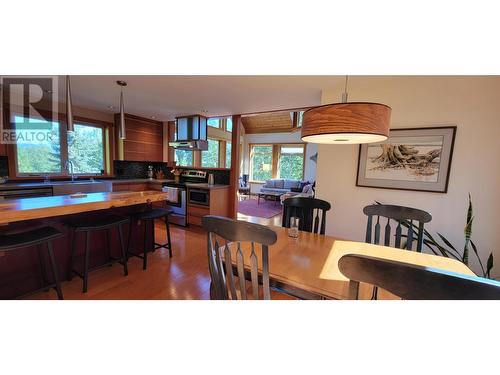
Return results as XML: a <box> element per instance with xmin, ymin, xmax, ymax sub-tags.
<box><xmin>65</xmin><ymin>160</ymin><xmax>76</xmax><ymax>182</ymax></box>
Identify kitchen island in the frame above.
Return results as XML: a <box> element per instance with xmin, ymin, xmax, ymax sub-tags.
<box><xmin>0</xmin><ymin>191</ymin><xmax>169</xmax><ymax>298</ymax></box>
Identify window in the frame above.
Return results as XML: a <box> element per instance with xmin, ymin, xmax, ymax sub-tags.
<box><xmin>207</xmin><ymin>118</ymin><xmax>220</xmax><ymax>128</ymax></box>
<box><xmin>250</xmin><ymin>145</ymin><xmax>273</xmax><ymax>182</ymax></box>
<box><xmin>13</xmin><ymin>116</ymin><xmax>107</xmax><ymax>176</ymax></box>
<box><xmin>226</xmin><ymin>118</ymin><xmax>233</xmax><ymax>132</ymax></box>
<box><xmin>202</xmin><ymin>139</ymin><xmax>219</xmax><ymax>168</ymax></box>
<box><xmin>68</xmin><ymin>123</ymin><xmax>104</xmax><ymax>174</ymax></box>
<box><xmin>14</xmin><ymin>116</ymin><xmax>62</xmax><ymax>174</ymax></box>
<box><xmin>278</xmin><ymin>145</ymin><xmax>304</xmax><ymax>180</ymax></box>
<box><xmin>225</xmin><ymin>141</ymin><xmax>232</xmax><ymax>169</ymax></box>
<box><xmin>175</xmin><ymin>149</ymin><xmax>193</xmax><ymax>166</ymax></box>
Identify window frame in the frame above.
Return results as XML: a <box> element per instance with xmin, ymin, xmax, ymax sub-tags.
<box><xmin>201</xmin><ymin>138</ymin><xmax>221</xmax><ymax>168</ymax></box>
<box><xmin>174</xmin><ymin>149</ymin><xmax>194</xmax><ymax>167</ymax></box>
<box><xmin>249</xmin><ymin>142</ymin><xmax>306</xmax><ymax>182</ymax></box>
<box><xmin>8</xmin><ymin>110</ymin><xmax>112</xmax><ymax>178</ymax></box>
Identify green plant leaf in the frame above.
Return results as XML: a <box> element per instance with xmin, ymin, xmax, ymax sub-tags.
<box><xmin>470</xmin><ymin>240</ymin><xmax>486</xmax><ymax>277</ymax></box>
<box><xmin>487</xmin><ymin>253</ymin><xmax>494</xmax><ymax>279</ymax></box>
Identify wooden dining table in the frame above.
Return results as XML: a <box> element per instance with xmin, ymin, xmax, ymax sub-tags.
<box><xmin>229</xmin><ymin>226</ymin><xmax>475</xmax><ymax>300</ymax></box>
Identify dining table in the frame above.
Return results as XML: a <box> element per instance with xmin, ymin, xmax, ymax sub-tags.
<box><xmin>229</xmin><ymin>226</ymin><xmax>475</xmax><ymax>300</ymax></box>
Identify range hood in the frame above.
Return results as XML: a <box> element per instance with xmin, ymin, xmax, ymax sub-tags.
<box><xmin>168</xmin><ymin>140</ymin><xmax>208</xmax><ymax>151</ymax></box>
<box><xmin>169</xmin><ymin>115</ymin><xmax>208</xmax><ymax>151</ymax></box>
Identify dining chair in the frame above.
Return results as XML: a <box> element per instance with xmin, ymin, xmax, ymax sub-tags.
<box><xmin>363</xmin><ymin>204</ymin><xmax>432</xmax><ymax>251</ymax></box>
<box><xmin>282</xmin><ymin>197</ymin><xmax>331</xmax><ymax>235</ymax></box>
<box><xmin>202</xmin><ymin>215</ymin><xmax>278</xmax><ymax>300</ymax></box>
<box><xmin>338</xmin><ymin>254</ymin><xmax>500</xmax><ymax>300</ymax></box>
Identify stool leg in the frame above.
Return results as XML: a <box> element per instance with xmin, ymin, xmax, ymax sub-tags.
<box><xmin>143</xmin><ymin>220</ymin><xmax>148</xmax><ymax>270</ymax></box>
<box><xmin>165</xmin><ymin>216</ymin><xmax>172</xmax><ymax>258</ymax></box>
<box><xmin>118</xmin><ymin>223</ymin><xmax>128</xmax><ymax>276</ymax></box>
<box><xmin>151</xmin><ymin>217</ymin><xmax>156</xmax><ymax>252</ymax></box>
<box><xmin>105</xmin><ymin>229</ymin><xmax>112</xmax><ymax>265</ymax></box>
<box><xmin>68</xmin><ymin>230</ymin><xmax>77</xmax><ymax>281</ymax></box>
<box><xmin>37</xmin><ymin>244</ymin><xmax>47</xmax><ymax>288</ymax></box>
<box><xmin>47</xmin><ymin>241</ymin><xmax>63</xmax><ymax>300</ymax></box>
<box><xmin>83</xmin><ymin>231</ymin><xmax>90</xmax><ymax>293</ymax></box>
<box><xmin>126</xmin><ymin>220</ymin><xmax>133</xmax><ymax>261</ymax></box>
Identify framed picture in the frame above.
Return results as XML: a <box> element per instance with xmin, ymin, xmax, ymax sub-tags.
<box><xmin>356</xmin><ymin>126</ymin><xmax>456</xmax><ymax>193</ymax></box>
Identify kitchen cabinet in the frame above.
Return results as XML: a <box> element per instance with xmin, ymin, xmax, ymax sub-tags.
<box><xmin>187</xmin><ymin>187</ymin><xmax>229</xmax><ymax>226</ymax></box>
<box><xmin>112</xmin><ymin>182</ymin><xmax>150</xmax><ymax>192</ymax></box>
<box><xmin>115</xmin><ymin>114</ymin><xmax>163</xmax><ymax>162</ymax></box>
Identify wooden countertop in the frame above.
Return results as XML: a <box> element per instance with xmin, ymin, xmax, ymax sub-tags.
<box><xmin>0</xmin><ymin>190</ymin><xmax>168</xmax><ymax>225</ymax></box>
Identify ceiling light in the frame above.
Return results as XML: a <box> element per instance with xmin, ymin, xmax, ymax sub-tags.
<box><xmin>151</xmin><ymin>116</ymin><xmax>156</xmax><ymax>119</ymax></box>
<box><xmin>66</xmin><ymin>76</ymin><xmax>74</xmax><ymax>132</ymax></box>
<box><xmin>301</xmin><ymin>76</ymin><xmax>391</xmax><ymax>144</ymax></box>
<box><xmin>117</xmin><ymin>80</ymin><xmax>127</xmax><ymax>139</ymax></box>
<box><xmin>108</xmin><ymin>105</ymin><xmax>114</xmax><ymax>110</ymax></box>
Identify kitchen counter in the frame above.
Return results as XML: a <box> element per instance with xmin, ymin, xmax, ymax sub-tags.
<box><xmin>0</xmin><ymin>190</ymin><xmax>168</xmax><ymax>225</ymax></box>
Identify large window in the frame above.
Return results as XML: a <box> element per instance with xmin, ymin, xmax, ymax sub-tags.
<box><xmin>175</xmin><ymin>149</ymin><xmax>193</xmax><ymax>166</ymax></box>
<box><xmin>207</xmin><ymin>118</ymin><xmax>220</xmax><ymax>128</ymax></box>
<box><xmin>250</xmin><ymin>144</ymin><xmax>305</xmax><ymax>182</ymax></box>
<box><xmin>250</xmin><ymin>145</ymin><xmax>273</xmax><ymax>182</ymax></box>
<box><xmin>202</xmin><ymin>139</ymin><xmax>220</xmax><ymax>168</ymax></box>
<box><xmin>68</xmin><ymin>124</ymin><xmax>104</xmax><ymax>174</ymax></box>
<box><xmin>13</xmin><ymin>116</ymin><xmax>106</xmax><ymax>176</ymax></box>
<box><xmin>225</xmin><ymin>141</ymin><xmax>232</xmax><ymax>169</ymax></box>
<box><xmin>278</xmin><ymin>145</ymin><xmax>304</xmax><ymax>180</ymax></box>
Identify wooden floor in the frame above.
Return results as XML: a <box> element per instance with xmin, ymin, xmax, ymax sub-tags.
<box><xmin>30</xmin><ymin>213</ymin><xmax>283</xmax><ymax>300</ymax></box>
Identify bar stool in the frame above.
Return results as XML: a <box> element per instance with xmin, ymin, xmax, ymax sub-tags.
<box><xmin>68</xmin><ymin>215</ymin><xmax>129</xmax><ymax>293</ymax></box>
<box><xmin>127</xmin><ymin>208</ymin><xmax>173</xmax><ymax>270</ymax></box>
<box><xmin>0</xmin><ymin>226</ymin><xmax>64</xmax><ymax>299</ymax></box>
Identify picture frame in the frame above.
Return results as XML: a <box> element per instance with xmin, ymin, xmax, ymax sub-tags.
<box><xmin>356</xmin><ymin>126</ymin><xmax>457</xmax><ymax>193</ymax></box>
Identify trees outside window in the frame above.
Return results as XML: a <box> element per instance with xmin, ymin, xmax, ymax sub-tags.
<box><xmin>202</xmin><ymin>139</ymin><xmax>219</xmax><ymax>168</ymax></box>
<box><xmin>175</xmin><ymin>149</ymin><xmax>193</xmax><ymax>166</ymax></box>
<box><xmin>225</xmin><ymin>141</ymin><xmax>232</xmax><ymax>169</ymax></box>
<box><xmin>250</xmin><ymin>145</ymin><xmax>273</xmax><ymax>182</ymax></box>
<box><xmin>278</xmin><ymin>146</ymin><xmax>304</xmax><ymax>180</ymax></box>
<box><xmin>68</xmin><ymin>124</ymin><xmax>104</xmax><ymax>174</ymax></box>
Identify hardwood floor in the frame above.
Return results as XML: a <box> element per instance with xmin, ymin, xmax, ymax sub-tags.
<box><xmin>30</xmin><ymin>213</ymin><xmax>285</xmax><ymax>300</ymax></box>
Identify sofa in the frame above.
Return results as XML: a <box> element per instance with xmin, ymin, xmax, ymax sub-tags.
<box><xmin>260</xmin><ymin>179</ymin><xmax>313</xmax><ymax>195</ymax></box>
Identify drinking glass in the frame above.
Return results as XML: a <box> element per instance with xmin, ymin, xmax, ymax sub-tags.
<box><xmin>288</xmin><ymin>216</ymin><xmax>300</xmax><ymax>238</ymax></box>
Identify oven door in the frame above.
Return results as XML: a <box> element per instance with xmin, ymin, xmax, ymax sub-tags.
<box><xmin>188</xmin><ymin>188</ymin><xmax>209</xmax><ymax>206</ymax></box>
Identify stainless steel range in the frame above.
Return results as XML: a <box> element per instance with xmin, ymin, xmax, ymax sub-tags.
<box><xmin>162</xmin><ymin>169</ymin><xmax>207</xmax><ymax>226</ymax></box>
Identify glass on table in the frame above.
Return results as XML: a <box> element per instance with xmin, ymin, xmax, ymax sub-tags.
<box><xmin>288</xmin><ymin>216</ymin><xmax>300</xmax><ymax>238</ymax></box>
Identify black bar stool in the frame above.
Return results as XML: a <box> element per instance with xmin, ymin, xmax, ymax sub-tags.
<box><xmin>68</xmin><ymin>215</ymin><xmax>129</xmax><ymax>293</ymax></box>
<box><xmin>0</xmin><ymin>226</ymin><xmax>64</xmax><ymax>299</ymax></box>
<box><xmin>127</xmin><ymin>208</ymin><xmax>173</xmax><ymax>270</ymax></box>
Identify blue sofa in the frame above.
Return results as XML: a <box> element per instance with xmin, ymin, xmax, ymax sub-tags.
<box><xmin>260</xmin><ymin>179</ymin><xmax>302</xmax><ymax>194</ymax></box>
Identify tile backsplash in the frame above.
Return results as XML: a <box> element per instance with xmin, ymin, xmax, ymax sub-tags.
<box><xmin>0</xmin><ymin>156</ymin><xmax>8</xmax><ymax>177</ymax></box>
<box><xmin>114</xmin><ymin>160</ymin><xmax>231</xmax><ymax>185</ymax></box>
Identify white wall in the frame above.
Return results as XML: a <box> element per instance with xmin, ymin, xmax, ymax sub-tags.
<box><xmin>241</xmin><ymin>131</ymin><xmax>318</xmax><ymax>182</ymax></box>
<box><xmin>315</xmin><ymin>76</ymin><xmax>500</xmax><ymax>276</ymax></box>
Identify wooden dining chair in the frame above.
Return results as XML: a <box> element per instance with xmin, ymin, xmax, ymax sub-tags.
<box><xmin>363</xmin><ymin>204</ymin><xmax>432</xmax><ymax>251</ymax></box>
<box><xmin>338</xmin><ymin>254</ymin><xmax>500</xmax><ymax>300</ymax></box>
<box><xmin>202</xmin><ymin>215</ymin><xmax>278</xmax><ymax>300</ymax></box>
<box><xmin>282</xmin><ymin>197</ymin><xmax>331</xmax><ymax>235</ymax></box>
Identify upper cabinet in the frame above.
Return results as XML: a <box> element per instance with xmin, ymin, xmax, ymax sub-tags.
<box><xmin>115</xmin><ymin>114</ymin><xmax>163</xmax><ymax>162</ymax></box>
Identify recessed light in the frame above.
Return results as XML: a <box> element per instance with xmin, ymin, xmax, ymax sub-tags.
<box><xmin>151</xmin><ymin>116</ymin><xmax>156</xmax><ymax>119</ymax></box>
<box><xmin>108</xmin><ymin>105</ymin><xmax>114</xmax><ymax>110</ymax></box>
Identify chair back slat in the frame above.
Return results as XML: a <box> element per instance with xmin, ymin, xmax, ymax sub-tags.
<box><xmin>339</xmin><ymin>254</ymin><xmax>500</xmax><ymax>300</ymax></box>
<box><xmin>366</xmin><ymin>215</ymin><xmax>373</xmax><ymax>243</ymax></box>
<box><xmin>250</xmin><ymin>244</ymin><xmax>259</xmax><ymax>299</ymax></box>
<box><xmin>224</xmin><ymin>243</ymin><xmax>237</xmax><ymax>299</ymax></box>
<box><xmin>363</xmin><ymin>204</ymin><xmax>432</xmax><ymax>251</ymax></box>
<box><xmin>236</xmin><ymin>242</ymin><xmax>247</xmax><ymax>300</ymax></box>
<box><xmin>282</xmin><ymin>197</ymin><xmax>331</xmax><ymax>235</ymax></box>
<box><xmin>416</xmin><ymin>222</ymin><xmax>425</xmax><ymax>252</ymax></box>
<box><xmin>407</xmin><ymin>220</ymin><xmax>414</xmax><ymax>250</ymax></box>
<box><xmin>395</xmin><ymin>221</ymin><xmax>402</xmax><ymax>248</ymax></box>
<box><xmin>374</xmin><ymin>217</ymin><xmax>381</xmax><ymax>245</ymax></box>
<box><xmin>384</xmin><ymin>218</ymin><xmax>391</xmax><ymax>246</ymax></box>
<box><xmin>203</xmin><ymin>216</ymin><xmax>277</xmax><ymax>300</ymax></box>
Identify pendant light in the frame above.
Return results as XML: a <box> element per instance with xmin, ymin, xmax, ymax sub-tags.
<box><xmin>117</xmin><ymin>80</ymin><xmax>127</xmax><ymax>139</ymax></box>
<box><xmin>301</xmin><ymin>76</ymin><xmax>391</xmax><ymax>144</ymax></box>
<box><xmin>66</xmin><ymin>75</ymin><xmax>74</xmax><ymax>132</ymax></box>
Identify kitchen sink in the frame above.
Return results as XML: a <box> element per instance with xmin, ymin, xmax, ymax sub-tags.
<box><xmin>52</xmin><ymin>180</ymin><xmax>111</xmax><ymax>196</ymax></box>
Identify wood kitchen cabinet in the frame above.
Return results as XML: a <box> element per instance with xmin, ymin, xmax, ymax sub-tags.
<box><xmin>112</xmin><ymin>183</ymin><xmax>150</xmax><ymax>192</ymax></box>
<box><xmin>187</xmin><ymin>187</ymin><xmax>229</xmax><ymax>226</ymax></box>
<box><xmin>115</xmin><ymin>113</ymin><xmax>163</xmax><ymax>162</ymax></box>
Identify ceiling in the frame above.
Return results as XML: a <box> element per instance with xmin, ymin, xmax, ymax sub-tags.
<box><xmin>242</xmin><ymin>111</ymin><xmax>299</xmax><ymax>134</ymax></box>
<box><xmin>57</xmin><ymin>76</ymin><xmax>345</xmax><ymax>121</ymax></box>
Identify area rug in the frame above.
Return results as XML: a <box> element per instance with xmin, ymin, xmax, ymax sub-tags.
<box><xmin>237</xmin><ymin>197</ymin><xmax>283</xmax><ymax>219</ymax></box>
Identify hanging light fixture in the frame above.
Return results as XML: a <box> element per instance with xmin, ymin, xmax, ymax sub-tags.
<box><xmin>117</xmin><ymin>80</ymin><xmax>127</xmax><ymax>139</ymax></box>
<box><xmin>301</xmin><ymin>76</ymin><xmax>391</xmax><ymax>144</ymax></box>
<box><xmin>66</xmin><ymin>75</ymin><xmax>74</xmax><ymax>132</ymax></box>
